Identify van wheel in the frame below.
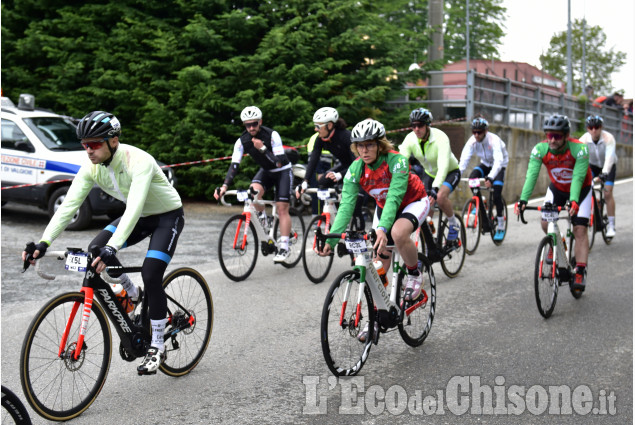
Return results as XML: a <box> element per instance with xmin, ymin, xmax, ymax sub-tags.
<box><xmin>48</xmin><ymin>186</ymin><xmax>92</xmax><ymax>230</ymax></box>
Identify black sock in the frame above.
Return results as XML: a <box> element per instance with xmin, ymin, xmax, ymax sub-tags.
<box><xmin>407</xmin><ymin>265</ymin><xmax>419</xmax><ymax>276</ymax></box>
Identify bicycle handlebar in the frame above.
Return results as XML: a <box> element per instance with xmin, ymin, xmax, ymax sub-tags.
<box><xmin>518</xmin><ymin>204</ymin><xmax>563</xmax><ymax>225</ymax></box>
<box><xmin>314</xmin><ymin>227</ymin><xmax>377</xmax><ymax>252</ymax></box>
<box><xmin>220</xmin><ymin>187</ymin><xmax>266</xmax><ymax>207</ymax></box>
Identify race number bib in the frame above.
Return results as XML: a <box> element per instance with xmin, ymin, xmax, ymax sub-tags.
<box><xmin>236</xmin><ymin>190</ymin><xmax>249</xmax><ymax>202</ymax></box>
<box><xmin>65</xmin><ymin>252</ymin><xmax>88</xmax><ymax>272</ymax></box>
<box><xmin>468</xmin><ymin>178</ymin><xmax>481</xmax><ymax>188</ymax></box>
<box><xmin>345</xmin><ymin>239</ymin><xmax>367</xmax><ymax>253</ymax></box>
<box><xmin>317</xmin><ymin>189</ymin><xmax>331</xmax><ymax>201</ymax></box>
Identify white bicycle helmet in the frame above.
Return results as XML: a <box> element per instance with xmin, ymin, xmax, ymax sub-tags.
<box><xmin>313</xmin><ymin>107</ymin><xmax>338</xmax><ymax>123</ymax></box>
<box><xmin>351</xmin><ymin>119</ymin><xmax>386</xmax><ymax>142</ymax></box>
<box><xmin>240</xmin><ymin>106</ymin><xmax>263</xmax><ymax>122</ymax></box>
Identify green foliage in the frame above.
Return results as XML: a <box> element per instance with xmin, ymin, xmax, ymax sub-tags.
<box><xmin>540</xmin><ymin>19</ymin><xmax>627</xmax><ymax>96</ymax></box>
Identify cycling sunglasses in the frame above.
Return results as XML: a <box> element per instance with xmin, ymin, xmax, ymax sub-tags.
<box><xmin>244</xmin><ymin>121</ymin><xmax>259</xmax><ymax>129</ymax></box>
<box><xmin>587</xmin><ymin>125</ymin><xmax>601</xmax><ymax>130</ymax></box>
<box><xmin>81</xmin><ymin>139</ymin><xmax>109</xmax><ymax>150</ymax></box>
<box><xmin>472</xmin><ymin>130</ymin><xmax>484</xmax><ymax>135</ymax></box>
<box><xmin>546</xmin><ymin>132</ymin><xmax>564</xmax><ymax>141</ymax></box>
<box><xmin>411</xmin><ymin>123</ymin><xmax>427</xmax><ymax>129</ymax></box>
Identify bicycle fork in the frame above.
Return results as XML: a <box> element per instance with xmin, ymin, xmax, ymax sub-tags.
<box><xmin>233</xmin><ymin>213</ymin><xmax>253</xmax><ymax>250</ymax></box>
<box><xmin>58</xmin><ymin>287</ymin><xmax>94</xmax><ymax>361</ymax></box>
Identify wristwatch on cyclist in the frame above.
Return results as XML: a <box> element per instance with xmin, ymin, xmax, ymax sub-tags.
<box><xmin>259</xmin><ymin>145</ymin><xmax>267</xmax><ymax>153</ymax></box>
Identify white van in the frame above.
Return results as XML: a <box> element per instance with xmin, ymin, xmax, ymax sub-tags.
<box><xmin>1</xmin><ymin>94</ymin><xmax>126</xmax><ymax>229</ymax></box>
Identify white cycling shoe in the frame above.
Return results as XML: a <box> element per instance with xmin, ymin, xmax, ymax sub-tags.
<box><xmin>137</xmin><ymin>346</ymin><xmax>166</xmax><ymax>375</ymax></box>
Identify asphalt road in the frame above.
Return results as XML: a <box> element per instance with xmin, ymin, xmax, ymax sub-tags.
<box><xmin>1</xmin><ymin>180</ymin><xmax>632</xmax><ymax>424</ymax></box>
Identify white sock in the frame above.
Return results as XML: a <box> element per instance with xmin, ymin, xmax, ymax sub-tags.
<box><xmin>497</xmin><ymin>216</ymin><xmax>505</xmax><ymax>230</ymax></box>
<box><xmin>448</xmin><ymin>216</ymin><xmax>458</xmax><ymax>227</ymax></box>
<box><xmin>119</xmin><ymin>274</ymin><xmax>138</xmax><ymax>299</ymax></box>
<box><xmin>151</xmin><ymin>318</ymin><xmax>167</xmax><ymax>352</ymax></box>
<box><xmin>609</xmin><ymin>216</ymin><xmax>615</xmax><ymax>227</ymax></box>
<box><xmin>280</xmin><ymin>236</ymin><xmax>289</xmax><ymax>250</ymax></box>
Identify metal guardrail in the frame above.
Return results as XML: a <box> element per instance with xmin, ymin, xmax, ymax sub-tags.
<box><xmin>390</xmin><ymin>70</ymin><xmax>633</xmax><ymax>145</ymax></box>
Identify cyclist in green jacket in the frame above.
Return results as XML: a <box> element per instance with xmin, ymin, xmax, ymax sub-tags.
<box><xmin>515</xmin><ymin>115</ymin><xmax>593</xmax><ymax>291</ymax></box>
<box><xmin>399</xmin><ymin>108</ymin><xmax>461</xmax><ymax>242</ymax></box>
<box><xmin>22</xmin><ymin>110</ymin><xmax>184</xmax><ymax>375</ymax></box>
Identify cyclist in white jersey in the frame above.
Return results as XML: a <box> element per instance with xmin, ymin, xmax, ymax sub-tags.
<box><xmin>458</xmin><ymin>116</ymin><xmax>509</xmax><ymax>240</ymax></box>
<box><xmin>579</xmin><ymin>115</ymin><xmax>618</xmax><ymax>237</ymax></box>
<box><xmin>22</xmin><ymin>110</ymin><xmax>184</xmax><ymax>375</ymax></box>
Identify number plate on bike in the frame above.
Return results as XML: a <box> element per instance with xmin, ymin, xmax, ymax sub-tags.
<box><xmin>317</xmin><ymin>189</ymin><xmax>330</xmax><ymax>200</ymax></box>
<box><xmin>65</xmin><ymin>252</ymin><xmax>88</xmax><ymax>272</ymax></box>
<box><xmin>468</xmin><ymin>178</ymin><xmax>481</xmax><ymax>188</ymax></box>
<box><xmin>345</xmin><ymin>239</ymin><xmax>367</xmax><ymax>253</ymax></box>
<box><xmin>236</xmin><ymin>190</ymin><xmax>249</xmax><ymax>202</ymax></box>
<box><xmin>541</xmin><ymin>210</ymin><xmax>559</xmax><ymax>222</ymax></box>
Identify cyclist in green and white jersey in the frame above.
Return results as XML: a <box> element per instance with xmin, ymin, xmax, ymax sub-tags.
<box><xmin>22</xmin><ymin>110</ymin><xmax>184</xmax><ymax>375</ymax></box>
<box><xmin>399</xmin><ymin>108</ymin><xmax>461</xmax><ymax>241</ymax></box>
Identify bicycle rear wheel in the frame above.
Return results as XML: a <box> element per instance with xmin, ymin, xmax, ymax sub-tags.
<box><xmin>273</xmin><ymin>208</ymin><xmax>305</xmax><ymax>268</ymax></box>
<box><xmin>461</xmin><ymin>199</ymin><xmax>481</xmax><ymax>255</ymax></box>
<box><xmin>439</xmin><ymin>213</ymin><xmax>466</xmax><ymax>278</ymax></box>
<box><xmin>534</xmin><ymin>237</ymin><xmax>558</xmax><ymax>318</ymax></box>
<box><xmin>20</xmin><ymin>292</ymin><xmax>111</xmax><ymax>421</ymax></box>
<box><xmin>321</xmin><ymin>270</ymin><xmax>374</xmax><ymax>376</ymax></box>
<box><xmin>160</xmin><ymin>268</ymin><xmax>213</xmax><ymax>376</ymax></box>
<box><xmin>2</xmin><ymin>385</ymin><xmax>31</xmax><ymax>424</ymax></box>
<box><xmin>398</xmin><ymin>254</ymin><xmax>436</xmax><ymax>347</ymax></box>
<box><xmin>302</xmin><ymin>215</ymin><xmax>334</xmax><ymax>283</ymax></box>
<box><xmin>489</xmin><ymin>196</ymin><xmax>508</xmax><ymax>246</ymax></box>
<box><xmin>218</xmin><ymin>214</ymin><xmax>258</xmax><ymax>281</ymax></box>
<box><xmin>599</xmin><ymin>198</ymin><xmax>613</xmax><ymax>245</ymax></box>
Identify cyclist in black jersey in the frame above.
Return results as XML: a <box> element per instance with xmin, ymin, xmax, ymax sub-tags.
<box><xmin>215</xmin><ymin>106</ymin><xmax>293</xmax><ymax>263</ymax></box>
<box><xmin>295</xmin><ymin>107</ymin><xmax>366</xmax><ymax>229</ymax></box>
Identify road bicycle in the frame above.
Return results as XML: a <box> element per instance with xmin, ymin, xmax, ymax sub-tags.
<box><xmin>19</xmin><ymin>248</ymin><xmax>213</xmax><ymax>421</ymax></box>
<box><xmin>587</xmin><ymin>179</ymin><xmax>613</xmax><ymax>250</ymax></box>
<box><xmin>519</xmin><ymin>203</ymin><xmax>581</xmax><ymax>319</ymax></box>
<box><xmin>218</xmin><ymin>188</ymin><xmax>305</xmax><ymax>281</ymax></box>
<box><xmin>460</xmin><ymin>177</ymin><xmax>508</xmax><ymax>254</ymax></box>
<box><xmin>2</xmin><ymin>386</ymin><xmax>31</xmax><ymax>424</ymax></box>
<box><xmin>317</xmin><ymin>228</ymin><xmax>436</xmax><ymax>376</ymax></box>
<box><xmin>420</xmin><ymin>205</ymin><xmax>466</xmax><ymax>278</ymax></box>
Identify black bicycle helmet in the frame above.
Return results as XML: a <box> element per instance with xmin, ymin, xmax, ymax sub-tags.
<box><xmin>409</xmin><ymin>108</ymin><xmax>432</xmax><ymax>125</ymax></box>
<box><xmin>543</xmin><ymin>114</ymin><xmax>570</xmax><ymax>134</ymax></box>
<box><xmin>471</xmin><ymin>117</ymin><xmax>489</xmax><ymax>131</ymax></box>
<box><xmin>585</xmin><ymin>115</ymin><xmax>603</xmax><ymax>128</ymax></box>
<box><xmin>351</xmin><ymin>119</ymin><xmax>386</xmax><ymax>142</ymax></box>
<box><xmin>76</xmin><ymin>111</ymin><xmax>121</xmax><ymax>139</ymax></box>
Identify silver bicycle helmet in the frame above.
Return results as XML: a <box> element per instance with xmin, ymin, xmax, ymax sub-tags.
<box><xmin>471</xmin><ymin>117</ymin><xmax>489</xmax><ymax>131</ymax></box>
<box><xmin>240</xmin><ymin>106</ymin><xmax>263</xmax><ymax>122</ymax></box>
<box><xmin>351</xmin><ymin>119</ymin><xmax>386</xmax><ymax>142</ymax></box>
<box><xmin>585</xmin><ymin>115</ymin><xmax>603</xmax><ymax>128</ymax></box>
<box><xmin>312</xmin><ymin>107</ymin><xmax>339</xmax><ymax>123</ymax></box>
<box><xmin>409</xmin><ymin>108</ymin><xmax>432</xmax><ymax>125</ymax></box>
<box><xmin>76</xmin><ymin>111</ymin><xmax>121</xmax><ymax>139</ymax></box>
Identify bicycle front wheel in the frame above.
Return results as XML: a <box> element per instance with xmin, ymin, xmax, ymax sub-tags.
<box><xmin>2</xmin><ymin>385</ymin><xmax>31</xmax><ymax>424</ymax></box>
<box><xmin>439</xmin><ymin>213</ymin><xmax>466</xmax><ymax>278</ymax></box>
<box><xmin>534</xmin><ymin>237</ymin><xmax>558</xmax><ymax>318</ymax></box>
<box><xmin>273</xmin><ymin>208</ymin><xmax>305</xmax><ymax>268</ymax></box>
<box><xmin>599</xmin><ymin>200</ymin><xmax>612</xmax><ymax>245</ymax></box>
<box><xmin>302</xmin><ymin>215</ymin><xmax>334</xmax><ymax>283</ymax></box>
<box><xmin>218</xmin><ymin>214</ymin><xmax>258</xmax><ymax>281</ymax></box>
<box><xmin>321</xmin><ymin>270</ymin><xmax>374</xmax><ymax>376</ymax></box>
<box><xmin>461</xmin><ymin>199</ymin><xmax>481</xmax><ymax>255</ymax></box>
<box><xmin>398</xmin><ymin>254</ymin><xmax>436</xmax><ymax>347</ymax></box>
<box><xmin>20</xmin><ymin>292</ymin><xmax>111</xmax><ymax>422</ymax></box>
<box><xmin>161</xmin><ymin>268</ymin><xmax>213</xmax><ymax>376</ymax></box>
<box><xmin>489</xmin><ymin>196</ymin><xmax>508</xmax><ymax>246</ymax></box>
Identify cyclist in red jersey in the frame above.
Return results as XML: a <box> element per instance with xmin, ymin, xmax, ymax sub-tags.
<box><xmin>318</xmin><ymin>119</ymin><xmax>432</xmax><ymax>315</ymax></box>
<box><xmin>515</xmin><ymin>115</ymin><xmax>593</xmax><ymax>291</ymax></box>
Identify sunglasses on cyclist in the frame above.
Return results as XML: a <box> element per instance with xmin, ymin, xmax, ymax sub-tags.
<box><xmin>411</xmin><ymin>123</ymin><xmax>427</xmax><ymax>129</ymax></box>
<box><xmin>244</xmin><ymin>121</ymin><xmax>259</xmax><ymax>129</ymax></box>
<box><xmin>546</xmin><ymin>132</ymin><xmax>564</xmax><ymax>141</ymax></box>
<box><xmin>472</xmin><ymin>130</ymin><xmax>484</xmax><ymax>135</ymax></box>
<box><xmin>314</xmin><ymin>123</ymin><xmax>328</xmax><ymax>130</ymax></box>
<box><xmin>81</xmin><ymin>139</ymin><xmax>108</xmax><ymax>150</ymax></box>
<box><xmin>587</xmin><ymin>125</ymin><xmax>601</xmax><ymax>130</ymax></box>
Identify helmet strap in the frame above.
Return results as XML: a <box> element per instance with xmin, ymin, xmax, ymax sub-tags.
<box><xmin>322</xmin><ymin>127</ymin><xmax>335</xmax><ymax>142</ymax></box>
<box><xmin>100</xmin><ymin>138</ymin><xmax>118</xmax><ymax>167</ymax></box>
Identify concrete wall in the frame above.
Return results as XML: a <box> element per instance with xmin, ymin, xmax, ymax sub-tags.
<box><xmin>434</xmin><ymin>123</ymin><xmax>633</xmax><ymax>209</ymax></box>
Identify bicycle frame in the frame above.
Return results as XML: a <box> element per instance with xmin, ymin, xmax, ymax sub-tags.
<box><xmin>464</xmin><ymin>178</ymin><xmax>495</xmax><ymax>232</ymax></box>
<box><xmin>306</xmin><ymin>188</ymin><xmax>338</xmax><ymax>251</ymax></box>
<box><xmin>223</xmin><ymin>189</ymin><xmax>278</xmax><ymax>249</ymax></box>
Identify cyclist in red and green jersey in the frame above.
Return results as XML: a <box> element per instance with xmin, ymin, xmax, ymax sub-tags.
<box><xmin>318</xmin><ymin>119</ymin><xmax>432</xmax><ymax>316</ymax></box>
<box><xmin>515</xmin><ymin>115</ymin><xmax>593</xmax><ymax>291</ymax></box>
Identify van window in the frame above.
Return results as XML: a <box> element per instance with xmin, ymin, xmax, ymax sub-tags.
<box><xmin>1</xmin><ymin>119</ymin><xmax>28</xmax><ymax>150</ymax></box>
<box><xmin>23</xmin><ymin>117</ymin><xmax>83</xmax><ymax>151</ymax></box>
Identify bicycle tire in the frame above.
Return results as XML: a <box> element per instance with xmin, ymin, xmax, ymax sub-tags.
<box><xmin>273</xmin><ymin>208</ymin><xmax>305</xmax><ymax>268</ymax></box>
<box><xmin>534</xmin><ymin>237</ymin><xmax>558</xmax><ymax>318</ymax></box>
<box><xmin>397</xmin><ymin>254</ymin><xmax>436</xmax><ymax>347</ymax></box>
<box><xmin>218</xmin><ymin>214</ymin><xmax>259</xmax><ymax>281</ymax></box>
<box><xmin>302</xmin><ymin>215</ymin><xmax>334</xmax><ymax>283</ymax></box>
<box><xmin>490</xmin><ymin>196</ymin><xmax>508</xmax><ymax>246</ymax></box>
<box><xmin>599</xmin><ymin>196</ymin><xmax>613</xmax><ymax>245</ymax></box>
<box><xmin>439</xmin><ymin>213</ymin><xmax>466</xmax><ymax>278</ymax></box>
<box><xmin>461</xmin><ymin>198</ymin><xmax>481</xmax><ymax>255</ymax></box>
<box><xmin>321</xmin><ymin>270</ymin><xmax>374</xmax><ymax>376</ymax></box>
<box><xmin>2</xmin><ymin>386</ymin><xmax>31</xmax><ymax>425</ymax></box>
<box><xmin>160</xmin><ymin>268</ymin><xmax>214</xmax><ymax>376</ymax></box>
<box><xmin>567</xmin><ymin>232</ymin><xmax>584</xmax><ymax>300</ymax></box>
<box><xmin>20</xmin><ymin>292</ymin><xmax>111</xmax><ymax>421</ymax></box>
